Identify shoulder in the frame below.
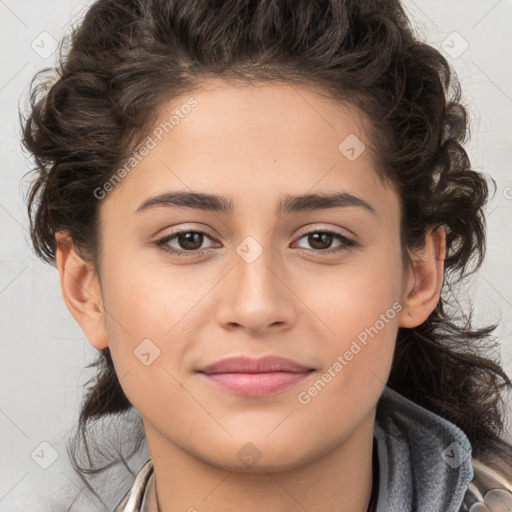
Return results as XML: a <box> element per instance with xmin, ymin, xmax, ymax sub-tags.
<box><xmin>461</xmin><ymin>458</ymin><xmax>512</xmax><ymax>511</ymax></box>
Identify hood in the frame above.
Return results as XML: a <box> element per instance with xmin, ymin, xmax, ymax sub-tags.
<box><xmin>374</xmin><ymin>385</ymin><xmax>474</xmax><ymax>512</ymax></box>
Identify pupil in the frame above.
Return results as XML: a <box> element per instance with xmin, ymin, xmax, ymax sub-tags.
<box><xmin>180</xmin><ymin>232</ymin><xmax>202</xmax><ymax>250</ymax></box>
<box><xmin>310</xmin><ymin>233</ymin><xmax>332</xmax><ymax>250</ymax></box>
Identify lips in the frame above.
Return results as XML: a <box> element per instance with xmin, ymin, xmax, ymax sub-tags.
<box><xmin>199</xmin><ymin>355</ymin><xmax>313</xmax><ymax>374</ymax></box>
<box><xmin>198</xmin><ymin>355</ymin><xmax>315</xmax><ymax>396</ymax></box>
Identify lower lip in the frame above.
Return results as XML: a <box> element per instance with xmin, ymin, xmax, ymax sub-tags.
<box><xmin>199</xmin><ymin>371</ymin><xmax>312</xmax><ymax>396</ymax></box>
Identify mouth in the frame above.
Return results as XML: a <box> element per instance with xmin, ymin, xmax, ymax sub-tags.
<box><xmin>197</xmin><ymin>355</ymin><xmax>316</xmax><ymax>396</ymax></box>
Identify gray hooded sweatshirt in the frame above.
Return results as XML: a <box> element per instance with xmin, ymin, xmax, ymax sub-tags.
<box><xmin>373</xmin><ymin>386</ymin><xmax>474</xmax><ymax>511</ymax></box>
<box><xmin>6</xmin><ymin>386</ymin><xmax>510</xmax><ymax>511</ymax></box>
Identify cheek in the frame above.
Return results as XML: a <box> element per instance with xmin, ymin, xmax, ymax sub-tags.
<box><xmin>296</xmin><ymin>244</ymin><xmax>403</xmax><ymax>339</ymax></box>
<box><xmin>292</xmin><ymin>247</ymin><xmax>402</xmax><ymax>396</ymax></box>
<box><xmin>97</xmin><ymin>250</ymin><xmax>211</xmax><ymax>403</ymax></box>
<box><xmin>100</xmin><ymin>243</ymin><xmax>202</xmax><ymax>338</ymax></box>
<box><xmin>292</xmin><ymin>275</ymin><xmax>400</xmax><ymax>441</ymax></box>
<box><xmin>99</xmin><ymin>265</ymin><xmax>191</xmax><ymax>423</ymax></box>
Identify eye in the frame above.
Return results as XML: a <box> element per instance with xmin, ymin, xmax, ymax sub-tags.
<box><xmin>292</xmin><ymin>230</ymin><xmax>357</xmax><ymax>254</ymax></box>
<box><xmin>155</xmin><ymin>229</ymin><xmax>218</xmax><ymax>257</ymax></box>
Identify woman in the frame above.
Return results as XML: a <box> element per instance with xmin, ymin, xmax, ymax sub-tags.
<box><xmin>21</xmin><ymin>0</ymin><xmax>512</xmax><ymax>510</ymax></box>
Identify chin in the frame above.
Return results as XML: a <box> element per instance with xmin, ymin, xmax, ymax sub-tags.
<box><xmin>199</xmin><ymin>439</ymin><xmax>322</xmax><ymax>474</ymax></box>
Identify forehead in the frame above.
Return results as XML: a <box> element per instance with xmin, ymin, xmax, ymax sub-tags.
<box><xmin>150</xmin><ymin>78</ymin><xmax>372</xmax><ymax>161</ymax></box>
<box><xmin>100</xmin><ymin>79</ymin><xmax>400</xmax><ymax>222</ymax></box>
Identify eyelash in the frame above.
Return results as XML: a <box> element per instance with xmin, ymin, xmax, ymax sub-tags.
<box><xmin>154</xmin><ymin>228</ymin><xmax>357</xmax><ymax>258</ymax></box>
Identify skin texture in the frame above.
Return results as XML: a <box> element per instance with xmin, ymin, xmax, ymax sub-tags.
<box><xmin>56</xmin><ymin>79</ymin><xmax>446</xmax><ymax>512</ymax></box>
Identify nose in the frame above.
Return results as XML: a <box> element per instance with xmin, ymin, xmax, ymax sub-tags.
<box><xmin>215</xmin><ymin>240</ymin><xmax>297</xmax><ymax>336</ymax></box>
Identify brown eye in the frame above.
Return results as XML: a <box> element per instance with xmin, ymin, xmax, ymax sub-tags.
<box><xmin>155</xmin><ymin>229</ymin><xmax>218</xmax><ymax>257</ymax></box>
<box><xmin>307</xmin><ymin>232</ymin><xmax>335</xmax><ymax>250</ymax></box>
<box><xmin>294</xmin><ymin>230</ymin><xmax>356</xmax><ymax>254</ymax></box>
<box><xmin>176</xmin><ymin>232</ymin><xmax>204</xmax><ymax>250</ymax></box>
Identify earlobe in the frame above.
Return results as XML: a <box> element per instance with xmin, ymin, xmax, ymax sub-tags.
<box><xmin>397</xmin><ymin>224</ymin><xmax>447</xmax><ymax>328</ymax></box>
<box><xmin>55</xmin><ymin>231</ymin><xmax>108</xmax><ymax>350</ymax></box>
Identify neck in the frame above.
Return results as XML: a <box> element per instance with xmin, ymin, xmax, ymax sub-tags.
<box><xmin>144</xmin><ymin>408</ymin><xmax>376</xmax><ymax>512</ymax></box>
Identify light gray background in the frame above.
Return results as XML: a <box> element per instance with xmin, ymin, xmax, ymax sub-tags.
<box><xmin>1</xmin><ymin>0</ymin><xmax>511</xmax><ymax>510</ymax></box>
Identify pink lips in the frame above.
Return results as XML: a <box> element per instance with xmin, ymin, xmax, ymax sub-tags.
<box><xmin>198</xmin><ymin>355</ymin><xmax>314</xmax><ymax>396</ymax></box>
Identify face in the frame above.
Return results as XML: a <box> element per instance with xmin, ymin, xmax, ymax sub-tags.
<box><xmin>69</xmin><ymin>79</ymin><xmax>422</xmax><ymax>472</ymax></box>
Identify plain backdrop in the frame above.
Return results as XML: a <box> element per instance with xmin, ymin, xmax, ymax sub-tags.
<box><xmin>1</xmin><ymin>0</ymin><xmax>512</xmax><ymax>510</ymax></box>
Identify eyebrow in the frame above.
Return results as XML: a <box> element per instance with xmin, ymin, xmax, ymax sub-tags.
<box><xmin>135</xmin><ymin>190</ymin><xmax>376</xmax><ymax>217</ymax></box>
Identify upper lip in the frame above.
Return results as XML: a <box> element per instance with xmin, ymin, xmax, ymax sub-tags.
<box><xmin>199</xmin><ymin>355</ymin><xmax>313</xmax><ymax>374</ymax></box>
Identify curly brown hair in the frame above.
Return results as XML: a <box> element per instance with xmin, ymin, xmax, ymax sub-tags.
<box><xmin>21</xmin><ymin>0</ymin><xmax>512</xmax><ymax>499</ymax></box>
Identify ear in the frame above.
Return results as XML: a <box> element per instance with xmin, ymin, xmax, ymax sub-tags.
<box><xmin>397</xmin><ymin>224</ymin><xmax>447</xmax><ymax>328</ymax></box>
<box><xmin>55</xmin><ymin>231</ymin><xmax>108</xmax><ymax>350</ymax></box>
